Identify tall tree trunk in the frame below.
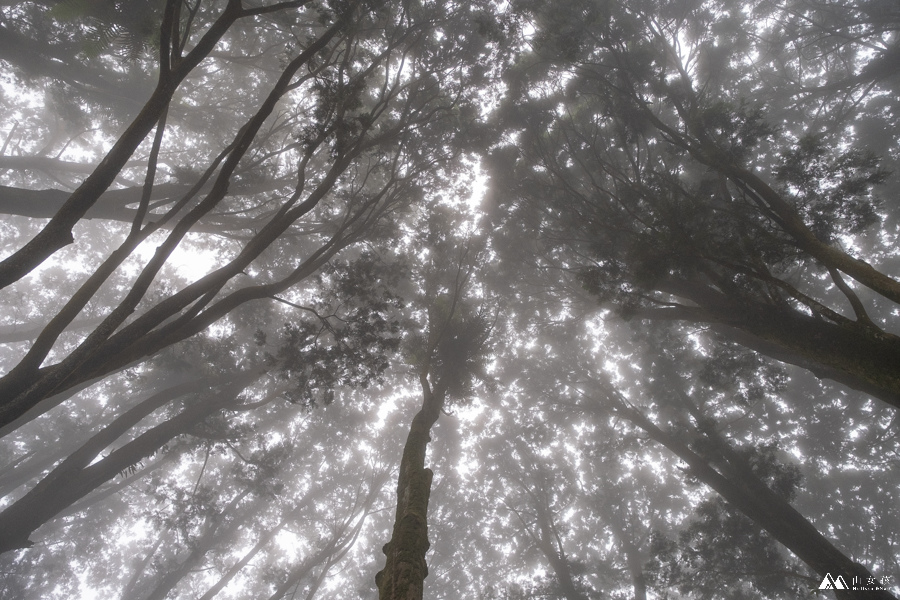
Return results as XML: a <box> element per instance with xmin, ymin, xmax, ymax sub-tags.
<box><xmin>196</xmin><ymin>488</ymin><xmax>318</xmax><ymax>600</ymax></box>
<box><xmin>617</xmin><ymin>404</ymin><xmax>896</xmax><ymax>600</ymax></box>
<box><xmin>507</xmin><ymin>442</ymin><xmax>588</xmax><ymax>600</ymax></box>
<box><xmin>596</xmin><ymin>499</ymin><xmax>647</xmax><ymax>600</ymax></box>
<box><xmin>533</xmin><ymin>506</ymin><xmax>588</xmax><ymax>600</ymax></box>
<box><xmin>375</xmin><ymin>374</ymin><xmax>445</xmax><ymax>600</ymax></box>
<box><xmin>120</xmin><ymin>529</ymin><xmax>169</xmax><ymax>600</ymax></box>
<box><xmin>267</xmin><ymin>496</ymin><xmax>372</xmax><ymax>600</ymax></box>
<box><xmin>629</xmin><ymin>558</ymin><xmax>648</xmax><ymax>600</ymax></box>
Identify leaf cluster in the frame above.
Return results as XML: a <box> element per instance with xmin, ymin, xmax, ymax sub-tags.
<box><xmin>775</xmin><ymin>134</ymin><xmax>888</xmax><ymax>243</ymax></box>
<box><xmin>50</xmin><ymin>0</ymin><xmax>163</xmax><ymax>60</ymax></box>
<box><xmin>260</xmin><ymin>253</ymin><xmax>404</xmax><ymax>408</ymax></box>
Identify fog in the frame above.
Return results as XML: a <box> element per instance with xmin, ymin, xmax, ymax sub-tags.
<box><xmin>0</xmin><ymin>1</ymin><xmax>898</xmax><ymax>599</ymax></box>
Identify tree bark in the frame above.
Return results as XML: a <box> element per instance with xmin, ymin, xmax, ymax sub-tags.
<box><xmin>375</xmin><ymin>374</ymin><xmax>444</xmax><ymax>600</ymax></box>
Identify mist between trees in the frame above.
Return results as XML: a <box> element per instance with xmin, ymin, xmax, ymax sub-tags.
<box><xmin>0</xmin><ymin>0</ymin><xmax>898</xmax><ymax>598</ymax></box>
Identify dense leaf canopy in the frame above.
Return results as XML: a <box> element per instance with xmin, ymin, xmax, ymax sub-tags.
<box><xmin>0</xmin><ymin>1</ymin><xmax>898</xmax><ymax>599</ymax></box>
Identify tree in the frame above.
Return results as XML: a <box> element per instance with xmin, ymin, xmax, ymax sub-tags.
<box><xmin>645</xmin><ymin>444</ymin><xmax>813</xmax><ymax>599</ymax></box>
<box><xmin>376</xmin><ymin>207</ymin><xmax>494</xmax><ymax>600</ymax></box>
<box><xmin>3</xmin><ymin>1</ymin><xmax>900</xmax><ymax>599</ymax></box>
<box><xmin>580</xmin><ymin>328</ymin><xmax>898</xmax><ymax>599</ymax></box>
<box><xmin>0</xmin><ymin>246</ymin><xmax>402</xmax><ymax>553</ymax></box>
<box><xmin>0</xmin><ymin>0</ymin><xmax>497</xmax><ymax>432</ymax></box>
<box><xmin>492</xmin><ymin>436</ymin><xmax>596</xmax><ymax>600</ymax></box>
<box><xmin>493</xmin><ymin>0</ymin><xmax>900</xmax><ymax>409</ymax></box>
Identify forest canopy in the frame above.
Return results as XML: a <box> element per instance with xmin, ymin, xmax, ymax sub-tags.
<box><xmin>0</xmin><ymin>0</ymin><xmax>898</xmax><ymax>599</ymax></box>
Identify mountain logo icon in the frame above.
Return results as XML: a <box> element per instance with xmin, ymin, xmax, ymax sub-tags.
<box><xmin>819</xmin><ymin>574</ymin><xmax>849</xmax><ymax>590</ymax></box>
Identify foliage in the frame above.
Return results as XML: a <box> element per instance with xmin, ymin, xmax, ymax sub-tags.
<box><xmin>0</xmin><ymin>0</ymin><xmax>899</xmax><ymax>598</ymax></box>
<box><xmin>263</xmin><ymin>254</ymin><xmax>404</xmax><ymax>407</ymax></box>
<box><xmin>49</xmin><ymin>0</ymin><xmax>163</xmax><ymax>60</ymax></box>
